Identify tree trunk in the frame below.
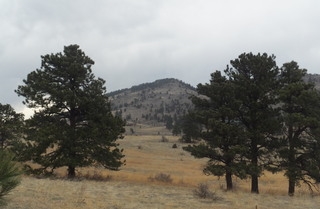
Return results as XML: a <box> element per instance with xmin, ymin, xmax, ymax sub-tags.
<box><xmin>288</xmin><ymin>178</ymin><xmax>295</xmax><ymax>196</ymax></box>
<box><xmin>68</xmin><ymin>107</ymin><xmax>77</xmax><ymax>179</ymax></box>
<box><xmin>251</xmin><ymin>174</ymin><xmax>259</xmax><ymax>194</ymax></box>
<box><xmin>287</xmin><ymin>125</ymin><xmax>296</xmax><ymax>196</ymax></box>
<box><xmin>226</xmin><ymin>170</ymin><xmax>233</xmax><ymax>190</ymax></box>
<box><xmin>68</xmin><ymin>165</ymin><xmax>76</xmax><ymax>178</ymax></box>
<box><xmin>0</xmin><ymin>134</ymin><xmax>4</xmax><ymax>148</ymax></box>
<box><xmin>251</xmin><ymin>139</ymin><xmax>259</xmax><ymax>194</ymax></box>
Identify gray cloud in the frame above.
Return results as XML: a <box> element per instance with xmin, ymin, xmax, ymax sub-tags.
<box><xmin>1</xmin><ymin>0</ymin><xmax>320</xmax><ymax>115</ymax></box>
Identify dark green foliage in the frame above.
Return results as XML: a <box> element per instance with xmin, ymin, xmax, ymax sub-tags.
<box><xmin>226</xmin><ymin>53</ymin><xmax>281</xmax><ymax>193</ymax></box>
<box><xmin>179</xmin><ymin>113</ymin><xmax>201</xmax><ymax>143</ymax></box>
<box><xmin>0</xmin><ymin>150</ymin><xmax>21</xmax><ymax>206</ymax></box>
<box><xmin>183</xmin><ymin>71</ymin><xmax>248</xmax><ymax>190</ymax></box>
<box><xmin>15</xmin><ymin>45</ymin><xmax>125</xmax><ymax>178</ymax></box>
<box><xmin>0</xmin><ymin>104</ymin><xmax>24</xmax><ymax>148</ymax></box>
<box><xmin>184</xmin><ymin>52</ymin><xmax>320</xmax><ymax>196</ymax></box>
<box><xmin>278</xmin><ymin>61</ymin><xmax>320</xmax><ymax>196</ymax></box>
<box><xmin>164</xmin><ymin>115</ymin><xmax>173</xmax><ymax>130</ymax></box>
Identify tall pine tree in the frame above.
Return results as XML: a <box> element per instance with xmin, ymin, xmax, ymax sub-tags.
<box><xmin>15</xmin><ymin>45</ymin><xmax>125</xmax><ymax>178</ymax></box>
<box><xmin>184</xmin><ymin>71</ymin><xmax>248</xmax><ymax>190</ymax></box>
<box><xmin>226</xmin><ymin>53</ymin><xmax>281</xmax><ymax>193</ymax></box>
<box><xmin>278</xmin><ymin>61</ymin><xmax>320</xmax><ymax>196</ymax></box>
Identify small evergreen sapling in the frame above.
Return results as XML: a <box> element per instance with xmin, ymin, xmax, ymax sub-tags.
<box><xmin>0</xmin><ymin>150</ymin><xmax>21</xmax><ymax>206</ymax></box>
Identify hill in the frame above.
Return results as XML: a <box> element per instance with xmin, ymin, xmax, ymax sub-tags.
<box><xmin>303</xmin><ymin>73</ymin><xmax>320</xmax><ymax>89</ymax></box>
<box><xmin>108</xmin><ymin>74</ymin><xmax>320</xmax><ymax>132</ymax></box>
<box><xmin>108</xmin><ymin>78</ymin><xmax>197</xmax><ymax>129</ymax></box>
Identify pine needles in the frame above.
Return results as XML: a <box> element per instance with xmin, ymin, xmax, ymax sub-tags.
<box><xmin>0</xmin><ymin>150</ymin><xmax>22</xmax><ymax>206</ymax></box>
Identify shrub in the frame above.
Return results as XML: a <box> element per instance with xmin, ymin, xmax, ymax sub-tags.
<box><xmin>130</xmin><ymin>128</ymin><xmax>135</xmax><ymax>135</ymax></box>
<box><xmin>160</xmin><ymin>136</ymin><xmax>169</xmax><ymax>142</ymax></box>
<box><xmin>79</xmin><ymin>170</ymin><xmax>112</xmax><ymax>181</ymax></box>
<box><xmin>193</xmin><ymin>183</ymin><xmax>221</xmax><ymax>201</ymax></box>
<box><xmin>149</xmin><ymin>173</ymin><xmax>172</xmax><ymax>183</ymax></box>
<box><xmin>0</xmin><ymin>150</ymin><xmax>22</xmax><ymax>206</ymax></box>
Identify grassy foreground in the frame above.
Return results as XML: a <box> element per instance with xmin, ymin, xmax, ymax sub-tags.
<box><xmin>4</xmin><ymin>126</ymin><xmax>320</xmax><ymax>209</ymax></box>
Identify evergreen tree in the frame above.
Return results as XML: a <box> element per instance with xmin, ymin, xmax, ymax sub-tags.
<box><xmin>0</xmin><ymin>150</ymin><xmax>21</xmax><ymax>206</ymax></box>
<box><xmin>15</xmin><ymin>45</ymin><xmax>125</xmax><ymax>178</ymax></box>
<box><xmin>172</xmin><ymin>119</ymin><xmax>182</xmax><ymax>136</ymax></box>
<box><xmin>278</xmin><ymin>61</ymin><xmax>320</xmax><ymax>196</ymax></box>
<box><xmin>184</xmin><ymin>71</ymin><xmax>248</xmax><ymax>190</ymax></box>
<box><xmin>164</xmin><ymin>115</ymin><xmax>173</xmax><ymax>130</ymax></box>
<box><xmin>0</xmin><ymin>104</ymin><xmax>24</xmax><ymax>148</ymax></box>
<box><xmin>180</xmin><ymin>113</ymin><xmax>201</xmax><ymax>143</ymax></box>
<box><xmin>225</xmin><ymin>53</ymin><xmax>281</xmax><ymax>193</ymax></box>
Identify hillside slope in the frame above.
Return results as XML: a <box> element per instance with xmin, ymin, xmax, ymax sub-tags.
<box><xmin>108</xmin><ymin>78</ymin><xmax>197</xmax><ymax>127</ymax></box>
<box><xmin>108</xmin><ymin>74</ymin><xmax>320</xmax><ymax>129</ymax></box>
<box><xmin>304</xmin><ymin>73</ymin><xmax>320</xmax><ymax>89</ymax></box>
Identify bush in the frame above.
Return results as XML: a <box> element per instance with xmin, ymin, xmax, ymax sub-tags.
<box><xmin>160</xmin><ymin>136</ymin><xmax>169</xmax><ymax>142</ymax></box>
<box><xmin>78</xmin><ymin>170</ymin><xmax>112</xmax><ymax>181</ymax></box>
<box><xmin>193</xmin><ymin>183</ymin><xmax>221</xmax><ymax>201</ymax></box>
<box><xmin>0</xmin><ymin>150</ymin><xmax>22</xmax><ymax>206</ymax></box>
<box><xmin>149</xmin><ymin>173</ymin><xmax>172</xmax><ymax>183</ymax></box>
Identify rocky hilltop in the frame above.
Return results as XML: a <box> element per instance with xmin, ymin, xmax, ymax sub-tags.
<box><xmin>108</xmin><ymin>78</ymin><xmax>197</xmax><ymax>127</ymax></box>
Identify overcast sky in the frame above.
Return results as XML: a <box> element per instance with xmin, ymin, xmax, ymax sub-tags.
<box><xmin>1</xmin><ymin>0</ymin><xmax>320</xmax><ymax>115</ymax></box>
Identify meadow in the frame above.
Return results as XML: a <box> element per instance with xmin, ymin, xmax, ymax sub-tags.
<box><xmin>4</xmin><ymin>126</ymin><xmax>320</xmax><ymax>209</ymax></box>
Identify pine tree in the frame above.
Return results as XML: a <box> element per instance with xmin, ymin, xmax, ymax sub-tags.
<box><xmin>278</xmin><ymin>61</ymin><xmax>320</xmax><ymax>196</ymax></box>
<box><xmin>180</xmin><ymin>113</ymin><xmax>201</xmax><ymax>143</ymax></box>
<box><xmin>184</xmin><ymin>71</ymin><xmax>248</xmax><ymax>190</ymax></box>
<box><xmin>15</xmin><ymin>45</ymin><xmax>125</xmax><ymax>178</ymax></box>
<box><xmin>0</xmin><ymin>150</ymin><xmax>21</xmax><ymax>206</ymax></box>
<box><xmin>0</xmin><ymin>104</ymin><xmax>24</xmax><ymax>148</ymax></box>
<box><xmin>225</xmin><ymin>53</ymin><xmax>281</xmax><ymax>193</ymax></box>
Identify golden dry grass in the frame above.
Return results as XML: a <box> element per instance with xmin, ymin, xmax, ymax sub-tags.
<box><xmin>4</xmin><ymin>127</ymin><xmax>320</xmax><ymax>209</ymax></box>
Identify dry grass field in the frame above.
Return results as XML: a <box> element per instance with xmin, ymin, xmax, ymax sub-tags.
<box><xmin>4</xmin><ymin>126</ymin><xmax>320</xmax><ymax>209</ymax></box>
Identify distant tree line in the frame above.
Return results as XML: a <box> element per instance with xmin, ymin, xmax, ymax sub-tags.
<box><xmin>182</xmin><ymin>52</ymin><xmax>320</xmax><ymax>196</ymax></box>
